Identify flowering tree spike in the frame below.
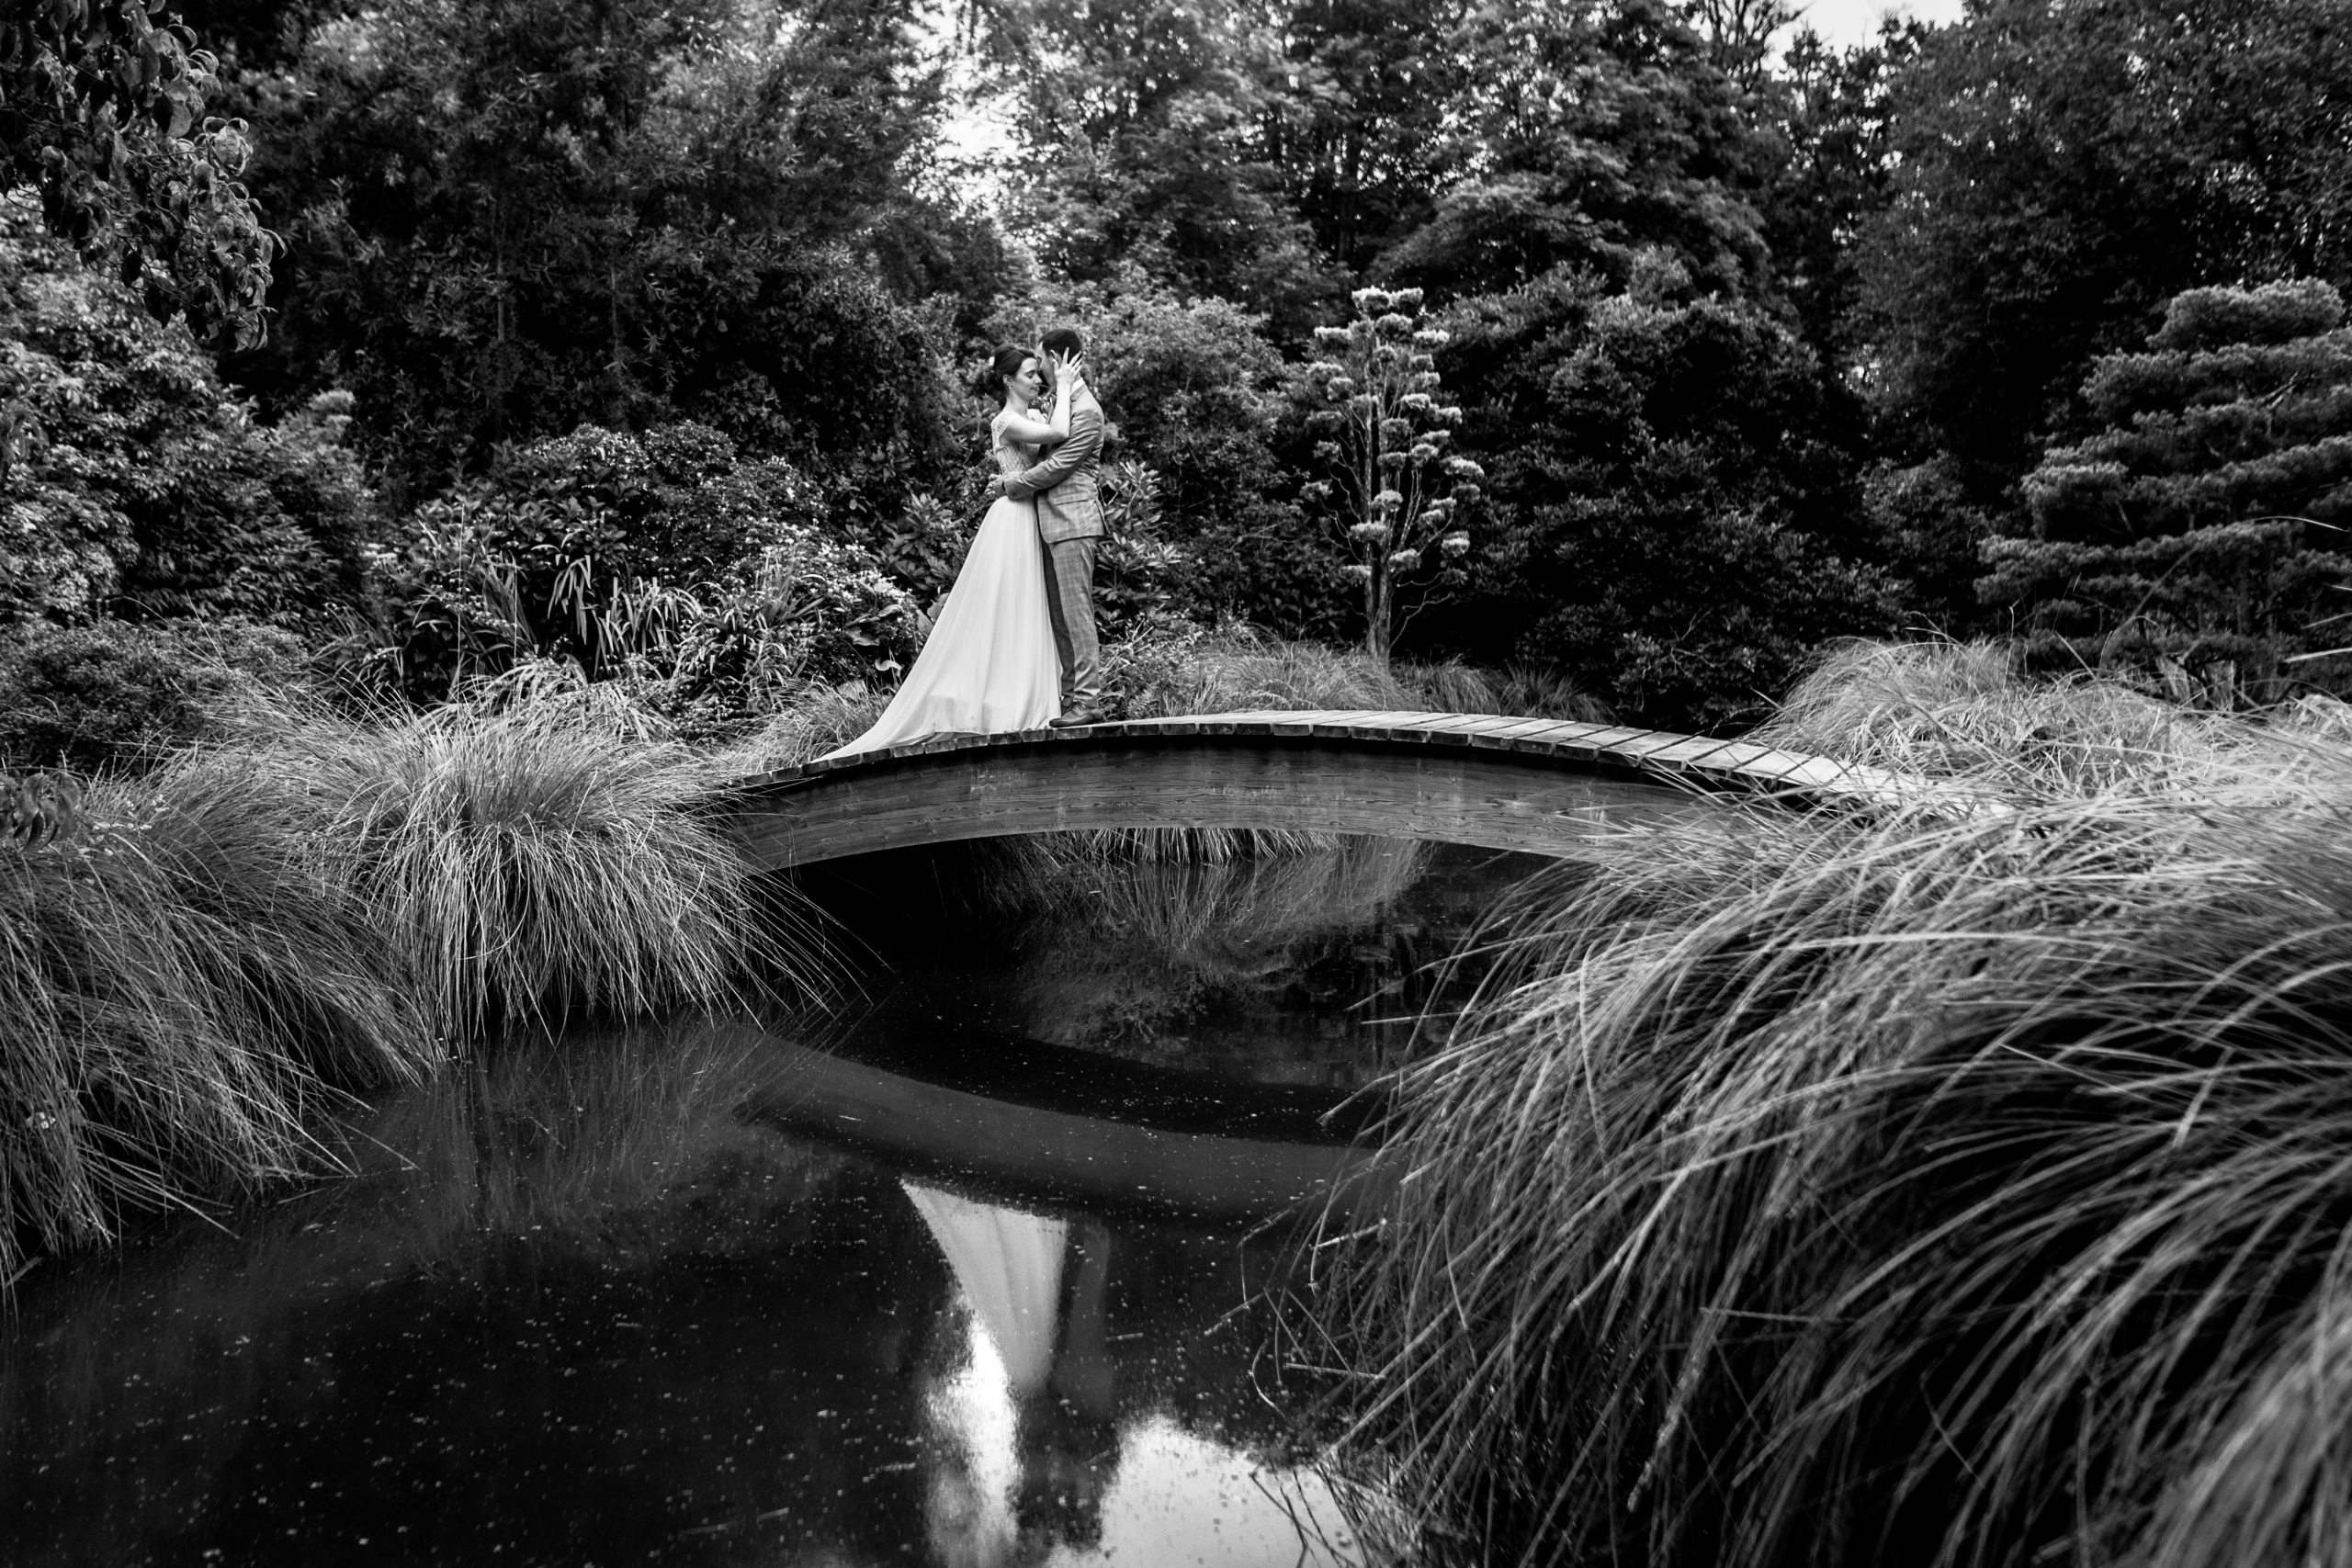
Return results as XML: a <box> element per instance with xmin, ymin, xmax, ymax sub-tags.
<box><xmin>1303</xmin><ymin>288</ymin><xmax>1476</xmax><ymax>665</ymax></box>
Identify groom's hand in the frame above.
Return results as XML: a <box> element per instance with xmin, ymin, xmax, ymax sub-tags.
<box><xmin>984</xmin><ymin>476</ymin><xmax>1009</xmax><ymax>499</ymax></box>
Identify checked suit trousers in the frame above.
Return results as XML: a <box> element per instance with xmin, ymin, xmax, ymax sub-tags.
<box><xmin>1039</xmin><ymin>536</ymin><xmax>1102</xmax><ymax>705</ymax></box>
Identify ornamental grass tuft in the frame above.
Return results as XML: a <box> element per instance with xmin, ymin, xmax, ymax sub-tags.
<box><xmin>0</xmin><ymin>694</ymin><xmax>817</xmax><ymax>1285</ymax></box>
<box><xmin>0</xmin><ymin>773</ymin><xmax>413</xmax><ymax>1287</ymax></box>
<box><xmin>244</xmin><ymin>695</ymin><xmax>809</xmax><ymax>1043</ymax></box>
<box><xmin>1748</xmin><ymin>637</ymin><xmax>2341</xmax><ymax>801</ymax></box>
<box><xmin>1311</xmin><ymin>660</ymin><xmax>2352</xmax><ymax>1568</ymax></box>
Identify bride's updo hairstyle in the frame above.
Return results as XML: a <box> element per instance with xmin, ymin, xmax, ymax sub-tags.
<box><xmin>975</xmin><ymin>344</ymin><xmax>1031</xmax><ymax>401</ymax></box>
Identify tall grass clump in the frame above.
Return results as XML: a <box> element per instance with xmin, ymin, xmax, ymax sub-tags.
<box><xmin>1751</xmin><ymin>637</ymin><xmax>2342</xmax><ymax>801</ymax></box>
<box><xmin>1313</xmin><ymin>749</ymin><xmax>2352</xmax><ymax>1568</ymax></box>
<box><xmin>725</xmin><ymin>681</ymin><xmax>891</xmax><ymax>769</ymax></box>
<box><xmin>238</xmin><ymin>693</ymin><xmax>818</xmax><ymax>1043</ymax></box>
<box><xmin>1</xmin><ymin>689</ymin><xmax>822</xmax><ymax>1282</ymax></box>
<box><xmin>0</xmin><ymin>776</ymin><xmax>410</xmax><ymax>1284</ymax></box>
<box><xmin>1108</xmin><ymin>622</ymin><xmax>1604</xmax><ymax>723</ymax></box>
<box><xmin>1102</xmin><ymin>621</ymin><xmax>1419</xmax><ymax>718</ymax></box>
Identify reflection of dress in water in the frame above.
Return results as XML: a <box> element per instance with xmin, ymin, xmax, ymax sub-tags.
<box><xmin>817</xmin><ymin>415</ymin><xmax>1062</xmax><ymax>761</ymax></box>
<box><xmin>904</xmin><ymin>1181</ymin><xmax>1119</xmax><ymax>1560</ymax></box>
<box><xmin>902</xmin><ymin>1182</ymin><xmax>1069</xmax><ymax>1393</ymax></box>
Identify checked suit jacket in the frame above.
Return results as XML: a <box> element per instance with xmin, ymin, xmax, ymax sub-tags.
<box><xmin>1002</xmin><ymin>382</ymin><xmax>1105</xmax><ymax>544</ymax></box>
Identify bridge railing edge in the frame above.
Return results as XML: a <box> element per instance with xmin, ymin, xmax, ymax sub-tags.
<box><xmin>716</xmin><ymin>710</ymin><xmax>1957</xmax><ymax>815</ymax></box>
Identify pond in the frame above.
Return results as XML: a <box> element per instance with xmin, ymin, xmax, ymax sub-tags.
<box><xmin>0</xmin><ymin>836</ymin><xmax>1555</xmax><ymax>1567</ymax></box>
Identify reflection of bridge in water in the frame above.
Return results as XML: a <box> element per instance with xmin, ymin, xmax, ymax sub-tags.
<box><xmin>729</xmin><ymin>709</ymin><xmax>1913</xmax><ymax>871</ymax></box>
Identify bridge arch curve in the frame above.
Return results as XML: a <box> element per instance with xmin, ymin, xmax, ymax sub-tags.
<box><xmin>728</xmin><ymin>710</ymin><xmax>1899</xmax><ymax>872</ymax></box>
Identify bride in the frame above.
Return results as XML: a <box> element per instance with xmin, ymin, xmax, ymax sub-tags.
<box><xmin>818</xmin><ymin>345</ymin><xmax>1079</xmax><ymax>761</ymax></box>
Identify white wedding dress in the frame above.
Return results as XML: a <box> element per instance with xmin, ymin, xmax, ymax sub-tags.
<box><xmin>900</xmin><ymin>1181</ymin><xmax>1069</xmax><ymax>1394</ymax></box>
<box><xmin>817</xmin><ymin>413</ymin><xmax>1062</xmax><ymax>761</ymax></box>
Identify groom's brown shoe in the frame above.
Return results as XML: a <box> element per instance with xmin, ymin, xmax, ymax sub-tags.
<box><xmin>1050</xmin><ymin>705</ymin><xmax>1106</xmax><ymax>728</ymax></box>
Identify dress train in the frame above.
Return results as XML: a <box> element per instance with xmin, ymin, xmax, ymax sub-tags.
<box><xmin>817</xmin><ymin>496</ymin><xmax>1061</xmax><ymax>761</ymax></box>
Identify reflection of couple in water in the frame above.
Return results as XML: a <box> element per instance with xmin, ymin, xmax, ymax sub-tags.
<box><xmin>904</xmin><ymin>1181</ymin><xmax>1118</xmax><ymax>1561</ymax></box>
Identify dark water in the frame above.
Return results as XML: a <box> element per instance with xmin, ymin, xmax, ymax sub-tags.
<box><xmin>0</xmin><ymin>838</ymin><xmax>1549</xmax><ymax>1567</ymax></box>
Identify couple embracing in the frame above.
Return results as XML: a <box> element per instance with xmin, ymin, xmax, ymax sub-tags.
<box><xmin>821</xmin><ymin>328</ymin><xmax>1109</xmax><ymax>761</ymax></box>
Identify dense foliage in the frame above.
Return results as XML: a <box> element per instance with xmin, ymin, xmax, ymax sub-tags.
<box><xmin>8</xmin><ymin>0</ymin><xmax>2351</xmax><ymax>735</ymax></box>
<box><xmin>1435</xmin><ymin>256</ymin><xmax>1895</xmax><ymax>725</ymax></box>
<box><xmin>1989</xmin><ymin>279</ymin><xmax>2352</xmax><ymax>701</ymax></box>
<box><xmin>371</xmin><ymin>421</ymin><xmax>922</xmax><ymax>728</ymax></box>
<box><xmin>1861</xmin><ymin>0</ymin><xmax>2352</xmax><ymax>486</ymax></box>
<box><xmin>217</xmin><ymin>0</ymin><xmax>967</xmax><ymax>504</ymax></box>
<box><xmin>0</xmin><ymin>195</ymin><xmax>370</xmax><ymax>628</ymax></box>
<box><xmin>0</xmin><ymin>616</ymin><xmax>309</xmax><ymax>773</ymax></box>
<box><xmin>1</xmin><ymin>0</ymin><xmax>277</xmax><ymax>345</ymax></box>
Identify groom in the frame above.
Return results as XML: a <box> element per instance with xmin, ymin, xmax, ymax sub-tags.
<box><xmin>989</xmin><ymin>326</ymin><xmax>1106</xmax><ymax>727</ymax></box>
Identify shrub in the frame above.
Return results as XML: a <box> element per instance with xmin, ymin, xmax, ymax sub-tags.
<box><xmin>1435</xmin><ymin>258</ymin><xmax>1897</xmax><ymax>729</ymax></box>
<box><xmin>653</xmin><ymin>525</ymin><xmax>925</xmax><ymax>730</ymax></box>
<box><xmin>371</xmin><ymin>423</ymin><xmax>920</xmax><ymax>711</ymax></box>
<box><xmin>1988</xmin><ymin>279</ymin><xmax>2352</xmax><ymax>705</ymax></box>
<box><xmin>0</xmin><ymin>195</ymin><xmax>371</xmax><ymax>627</ymax></box>
<box><xmin>0</xmin><ymin>619</ymin><xmax>313</xmax><ymax>774</ymax></box>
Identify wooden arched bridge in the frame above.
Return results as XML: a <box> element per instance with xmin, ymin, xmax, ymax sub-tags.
<box><xmin>729</xmin><ymin>709</ymin><xmax>1920</xmax><ymax>871</ymax></box>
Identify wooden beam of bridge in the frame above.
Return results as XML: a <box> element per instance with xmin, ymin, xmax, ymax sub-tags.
<box><xmin>728</xmin><ymin>710</ymin><xmax>1915</xmax><ymax>872</ymax></box>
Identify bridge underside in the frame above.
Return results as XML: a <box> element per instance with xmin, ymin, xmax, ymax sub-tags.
<box><xmin>727</xmin><ymin>712</ymin><xmax>1826</xmax><ymax>870</ymax></box>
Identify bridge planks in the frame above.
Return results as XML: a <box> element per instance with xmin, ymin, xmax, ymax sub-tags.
<box><xmin>727</xmin><ymin>709</ymin><xmax>1918</xmax><ymax>872</ymax></box>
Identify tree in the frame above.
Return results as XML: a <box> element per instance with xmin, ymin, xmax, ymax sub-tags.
<box><xmin>0</xmin><ymin>0</ymin><xmax>277</xmax><ymax>346</ymax></box>
<box><xmin>1860</xmin><ymin>0</ymin><xmax>2352</xmax><ymax>490</ymax></box>
<box><xmin>1757</xmin><ymin>20</ymin><xmax>1923</xmax><ymax>379</ymax></box>
<box><xmin>1435</xmin><ymin>254</ymin><xmax>1896</xmax><ymax>728</ymax></box>
<box><xmin>1984</xmin><ymin>279</ymin><xmax>2352</xmax><ymax>704</ymax></box>
<box><xmin>217</xmin><ymin>0</ymin><xmax>960</xmax><ymax>498</ymax></box>
<box><xmin>963</xmin><ymin>0</ymin><xmax>1333</xmax><ymax>333</ymax></box>
<box><xmin>1261</xmin><ymin>0</ymin><xmax>1464</xmax><ymax>276</ymax></box>
<box><xmin>1377</xmin><ymin>0</ymin><xmax>1777</xmax><ymax>301</ymax></box>
<box><xmin>1683</xmin><ymin>0</ymin><xmax>1801</xmax><ymax>95</ymax></box>
<box><xmin>0</xmin><ymin>193</ymin><xmax>368</xmax><ymax>629</ymax></box>
<box><xmin>1300</xmin><ymin>286</ymin><xmax>1476</xmax><ymax>662</ymax></box>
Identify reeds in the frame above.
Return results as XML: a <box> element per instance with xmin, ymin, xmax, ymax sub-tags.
<box><xmin>2</xmin><ymin>796</ymin><xmax>340</xmax><ymax>1281</ymax></box>
<box><xmin>1750</xmin><ymin>637</ymin><xmax>2344</xmax><ymax>801</ymax></box>
<box><xmin>1311</xmin><ymin>657</ymin><xmax>2352</xmax><ymax>1568</ymax></box>
<box><xmin>251</xmin><ymin>696</ymin><xmax>805</xmax><ymax>1041</ymax></box>
<box><xmin>1107</xmin><ymin>623</ymin><xmax>1609</xmax><ymax>724</ymax></box>
<box><xmin>0</xmin><ymin>694</ymin><xmax>820</xmax><ymax>1284</ymax></box>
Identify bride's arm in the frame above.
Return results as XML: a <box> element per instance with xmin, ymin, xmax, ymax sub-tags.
<box><xmin>995</xmin><ymin>358</ymin><xmax>1079</xmax><ymax>446</ymax></box>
